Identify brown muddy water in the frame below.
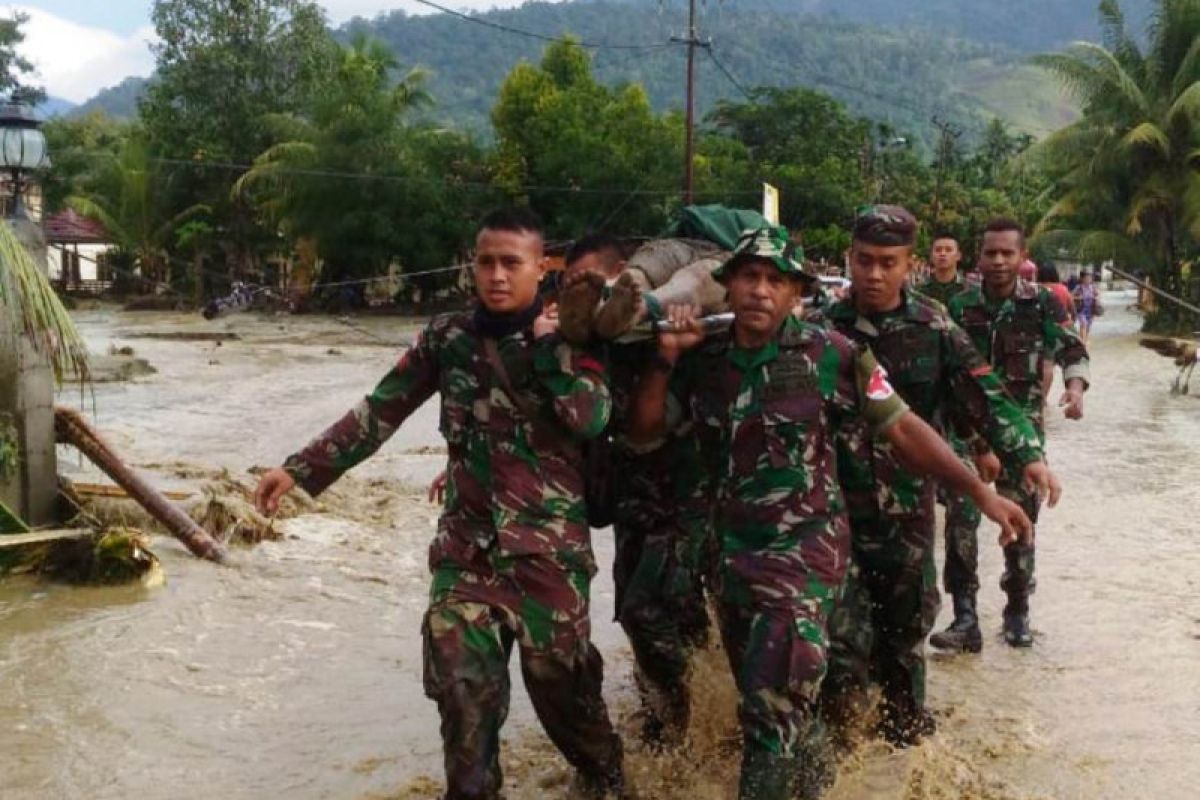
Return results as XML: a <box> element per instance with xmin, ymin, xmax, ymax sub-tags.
<box><xmin>1</xmin><ymin>296</ymin><xmax>1197</xmax><ymax>799</ymax></box>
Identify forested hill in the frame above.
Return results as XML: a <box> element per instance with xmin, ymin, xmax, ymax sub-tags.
<box><xmin>340</xmin><ymin>0</ymin><xmax>1079</xmax><ymax>144</ymax></box>
<box><xmin>591</xmin><ymin>0</ymin><xmax>1155</xmax><ymax>54</ymax></box>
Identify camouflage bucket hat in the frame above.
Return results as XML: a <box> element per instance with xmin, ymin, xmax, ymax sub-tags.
<box><xmin>713</xmin><ymin>225</ymin><xmax>811</xmax><ymax>282</ymax></box>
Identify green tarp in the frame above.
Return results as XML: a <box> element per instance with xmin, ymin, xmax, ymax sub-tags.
<box><xmin>660</xmin><ymin>204</ymin><xmax>770</xmax><ymax>251</ymax></box>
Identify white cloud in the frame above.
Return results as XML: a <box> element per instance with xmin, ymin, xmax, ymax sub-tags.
<box><xmin>5</xmin><ymin>5</ymin><xmax>157</xmax><ymax>104</ymax></box>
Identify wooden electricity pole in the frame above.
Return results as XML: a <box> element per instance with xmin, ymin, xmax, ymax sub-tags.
<box><xmin>673</xmin><ymin>0</ymin><xmax>708</xmax><ymax>204</ymax></box>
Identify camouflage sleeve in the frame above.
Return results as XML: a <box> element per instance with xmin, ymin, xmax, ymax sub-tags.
<box><xmin>829</xmin><ymin>333</ymin><xmax>908</xmax><ymax>433</ymax></box>
<box><xmin>282</xmin><ymin>326</ymin><xmax>440</xmax><ymax>496</ymax></box>
<box><xmin>532</xmin><ymin>334</ymin><xmax>611</xmax><ymax>440</ymax></box>
<box><xmin>1043</xmin><ymin>292</ymin><xmax>1091</xmax><ymax>388</ymax></box>
<box><xmin>943</xmin><ymin>322</ymin><xmax>1043</xmax><ymax>468</ymax></box>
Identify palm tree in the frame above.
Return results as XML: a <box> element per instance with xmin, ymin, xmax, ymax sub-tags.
<box><xmin>1029</xmin><ymin>0</ymin><xmax>1200</xmax><ymax>329</ymax></box>
<box><xmin>66</xmin><ymin>132</ymin><xmax>208</xmax><ymax>290</ymax></box>
<box><xmin>233</xmin><ymin>35</ymin><xmax>431</xmax><ymax>286</ymax></box>
<box><xmin>0</xmin><ymin>220</ymin><xmax>87</xmax><ymax>382</ymax></box>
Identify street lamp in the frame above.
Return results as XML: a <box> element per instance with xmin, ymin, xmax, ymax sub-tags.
<box><xmin>0</xmin><ymin>97</ymin><xmax>49</xmax><ymax>219</ymax></box>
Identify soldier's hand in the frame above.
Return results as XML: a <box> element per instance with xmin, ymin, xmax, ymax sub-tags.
<box><xmin>1058</xmin><ymin>385</ymin><xmax>1085</xmax><ymax>420</ymax></box>
<box><xmin>254</xmin><ymin>467</ymin><xmax>296</xmax><ymax>515</ymax></box>
<box><xmin>533</xmin><ymin>305</ymin><xmax>560</xmax><ymax>339</ymax></box>
<box><xmin>1022</xmin><ymin>461</ymin><xmax>1062</xmax><ymax>508</ymax></box>
<box><xmin>972</xmin><ymin>450</ymin><xmax>1001</xmax><ymax>484</ymax></box>
<box><xmin>656</xmin><ymin>304</ymin><xmax>705</xmax><ymax>364</ymax></box>
<box><xmin>428</xmin><ymin>469</ymin><xmax>448</xmax><ymax>505</ymax></box>
<box><xmin>978</xmin><ymin>492</ymin><xmax>1033</xmax><ymax>547</ymax></box>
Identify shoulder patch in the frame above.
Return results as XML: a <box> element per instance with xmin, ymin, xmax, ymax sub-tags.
<box><xmin>866</xmin><ymin>364</ymin><xmax>897</xmax><ymax>401</ymax></box>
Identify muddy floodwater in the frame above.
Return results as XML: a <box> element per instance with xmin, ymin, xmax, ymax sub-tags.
<box><xmin>1</xmin><ymin>295</ymin><xmax>1197</xmax><ymax>799</ymax></box>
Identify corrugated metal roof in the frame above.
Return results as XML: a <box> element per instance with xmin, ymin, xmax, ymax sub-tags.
<box><xmin>43</xmin><ymin>208</ymin><xmax>110</xmax><ymax>244</ymax></box>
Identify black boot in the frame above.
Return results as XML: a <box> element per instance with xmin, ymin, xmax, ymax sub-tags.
<box><xmin>1002</xmin><ymin>592</ymin><xmax>1033</xmax><ymax>648</ymax></box>
<box><xmin>929</xmin><ymin>592</ymin><xmax>982</xmax><ymax>653</ymax></box>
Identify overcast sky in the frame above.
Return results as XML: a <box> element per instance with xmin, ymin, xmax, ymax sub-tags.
<box><xmin>7</xmin><ymin>1</ymin><xmax>546</xmax><ymax>103</ymax></box>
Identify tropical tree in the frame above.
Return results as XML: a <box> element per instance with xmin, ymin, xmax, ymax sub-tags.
<box><xmin>1029</xmin><ymin>0</ymin><xmax>1200</xmax><ymax>330</ymax></box>
<box><xmin>492</xmin><ymin>39</ymin><xmax>682</xmax><ymax>238</ymax></box>
<box><xmin>66</xmin><ymin>132</ymin><xmax>209</xmax><ymax>290</ymax></box>
<box><xmin>234</xmin><ymin>35</ymin><xmax>442</xmax><ymax>291</ymax></box>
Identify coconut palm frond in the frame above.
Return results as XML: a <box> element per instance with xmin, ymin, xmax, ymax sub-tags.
<box><xmin>1121</xmin><ymin>121</ymin><xmax>1172</xmax><ymax>157</ymax></box>
<box><xmin>0</xmin><ymin>221</ymin><xmax>89</xmax><ymax>383</ymax></box>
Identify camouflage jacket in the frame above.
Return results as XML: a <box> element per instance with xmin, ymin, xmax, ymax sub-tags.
<box><xmin>825</xmin><ymin>292</ymin><xmax>1044</xmax><ymax>522</ymax></box>
<box><xmin>283</xmin><ymin>311</ymin><xmax>611</xmax><ymax>568</ymax></box>
<box><xmin>949</xmin><ymin>279</ymin><xmax>1090</xmax><ymax>435</ymax></box>
<box><xmin>665</xmin><ymin>316</ymin><xmax>909</xmax><ymax>559</ymax></box>
<box><xmin>916</xmin><ymin>272</ymin><xmax>971</xmax><ymax>309</ymax></box>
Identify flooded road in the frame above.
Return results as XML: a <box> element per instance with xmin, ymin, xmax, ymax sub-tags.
<box><xmin>1</xmin><ymin>295</ymin><xmax>1197</xmax><ymax>799</ymax></box>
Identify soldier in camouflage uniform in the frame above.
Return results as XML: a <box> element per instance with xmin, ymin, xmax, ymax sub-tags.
<box><xmin>254</xmin><ymin>209</ymin><xmax>625</xmax><ymax>800</ymax></box>
<box><xmin>916</xmin><ymin>235</ymin><xmax>992</xmax><ymax>653</ymax></box>
<box><xmin>627</xmin><ymin>226</ymin><xmax>1033</xmax><ymax>800</ymax></box>
<box><xmin>563</xmin><ymin>234</ymin><xmax>708</xmax><ymax>746</ymax></box>
<box><xmin>944</xmin><ymin>217</ymin><xmax>1090</xmax><ymax>648</ymax></box>
<box><xmin>820</xmin><ymin>207</ymin><xmax>1058</xmax><ymax>747</ymax></box>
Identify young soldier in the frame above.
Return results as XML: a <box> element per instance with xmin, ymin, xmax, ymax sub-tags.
<box><xmin>627</xmin><ymin>226</ymin><xmax>1033</xmax><ymax>800</ymax></box>
<box><xmin>917</xmin><ymin>232</ymin><xmax>970</xmax><ymax>307</ymax></box>
<box><xmin>254</xmin><ymin>209</ymin><xmax>626</xmax><ymax>799</ymax></box>
<box><xmin>820</xmin><ymin>206</ymin><xmax>1059</xmax><ymax>746</ymax></box>
<box><xmin>563</xmin><ymin>234</ymin><xmax>708</xmax><ymax>746</ymax></box>
<box><xmin>942</xmin><ymin>217</ymin><xmax>1090</xmax><ymax>648</ymax></box>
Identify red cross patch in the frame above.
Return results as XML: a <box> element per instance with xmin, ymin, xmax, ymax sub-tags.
<box><xmin>867</xmin><ymin>365</ymin><xmax>896</xmax><ymax>401</ymax></box>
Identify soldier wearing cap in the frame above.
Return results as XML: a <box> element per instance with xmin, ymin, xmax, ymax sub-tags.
<box><xmin>819</xmin><ymin>206</ymin><xmax>1060</xmax><ymax>747</ymax></box>
<box><xmin>627</xmin><ymin>226</ymin><xmax>1034</xmax><ymax>800</ymax></box>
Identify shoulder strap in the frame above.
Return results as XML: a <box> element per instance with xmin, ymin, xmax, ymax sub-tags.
<box><xmin>482</xmin><ymin>337</ymin><xmax>574</xmax><ymax>450</ymax></box>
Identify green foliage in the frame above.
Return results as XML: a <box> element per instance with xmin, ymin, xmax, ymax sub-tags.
<box><xmin>141</xmin><ymin>0</ymin><xmax>339</xmax><ymax>272</ymax></box>
<box><xmin>42</xmin><ymin>112</ymin><xmax>131</xmax><ymax>214</ymax></box>
<box><xmin>237</xmin><ymin>34</ymin><xmax>489</xmax><ymax>288</ymax></box>
<box><xmin>491</xmin><ymin>39</ymin><xmax>681</xmax><ymax>237</ymax></box>
<box><xmin>0</xmin><ymin>11</ymin><xmax>44</xmax><ymax>105</ymax></box>
<box><xmin>65</xmin><ymin>130</ymin><xmax>209</xmax><ymax>287</ymax></box>
<box><xmin>1029</xmin><ymin>0</ymin><xmax>1200</xmax><ymax>331</ymax></box>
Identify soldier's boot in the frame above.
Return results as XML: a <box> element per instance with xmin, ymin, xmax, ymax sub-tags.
<box><xmin>570</xmin><ymin>753</ymin><xmax>633</xmax><ymax>799</ymax></box>
<box><xmin>876</xmin><ymin>701</ymin><xmax>937</xmax><ymax>749</ymax></box>
<box><xmin>928</xmin><ymin>592</ymin><xmax>982</xmax><ymax>653</ymax></box>
<box><xmin>593</xmin><ymin>271</ymin><xmax>644</xmax><ymax>340</ymax></box>
<box><xmin>739</xmin><ymin>750</ymin><xmax>799</xmax><ymax>800</ymax></box>
<box><xmin>1002</xmin><ymin>591</ymin><xmax>1033</xmax><ymax>648</ymax></box>
<box><xmin>637</xmin><ymin>681</ymin><xmax>690</xmax><ymax>750</ymax></box>
<box><xmin>558</xmin><ymin>270</ymin><xmax>606</xmax><ymax>344</ymax></box>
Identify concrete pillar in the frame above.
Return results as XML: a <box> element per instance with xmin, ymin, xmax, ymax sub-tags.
<box><xmin>0</xmin><ymin>215</ymin><xmax>58</xmax><ymax>526</ymax></box>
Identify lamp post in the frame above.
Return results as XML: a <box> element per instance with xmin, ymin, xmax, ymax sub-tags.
<box><xmin>0</xmin><ymin>97</ymin><xmax>49</xmax><ymax>219</ymax></box>
<box><xmin>0</xmin><ymin>93</ymin><xmax>55</xmax><ymax>527</ymax></box>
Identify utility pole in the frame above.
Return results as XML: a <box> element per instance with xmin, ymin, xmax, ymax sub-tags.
<box><xmin>930</xmin><ymin>116</ymin><xmax>963</xmax><ymax>227</ymax></box>
<box><xmin>672</xmin><ymin>0</ymin><xmax>709</xmax><ymax>204</ymax></box>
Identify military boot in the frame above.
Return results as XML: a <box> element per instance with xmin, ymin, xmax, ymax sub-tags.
<box><xmin>1002</xmin><ymin>592</ymin><xmax>1033</xmax><ymax>648</ymax></box>
<box><xmin>928</xmin><ymin>592</ymin><xmax>982</xmax><ymax>653</ymax></box>
<box><xmin>739</xmin><ymin>750</ymin><xmax>799</xmax><ymax>800</ymax></box>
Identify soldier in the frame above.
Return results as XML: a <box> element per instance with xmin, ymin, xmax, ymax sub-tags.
<box><xmin>563</xmin><ymin>233</ymin><xmax>708</xmax><ymax>747</ymax></box>
<box><xmin>627</xmin><ymin>226</ymin><xmax>1033</xmax><ymax>800</ymax></box>
<box><xmin>941</xmin><ymin>216</ymin><xmax>1090</xmax><ymax>649</ymax></box>
<box><xmin>917</xmin><ymin>232</ymin><xmax>972</xmax><ymax>307</ymax></box>
<box><xmin>253</xmin><ymin>209</ymin><xmax>626</xmax><ymax>799</ymax></box>
<box><xmin>820</xmin><ymin>206</ymin><xmax>1060</xmax><ymax>747</ymax></box>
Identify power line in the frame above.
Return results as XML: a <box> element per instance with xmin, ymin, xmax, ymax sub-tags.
<box><xmin>705</xmin><ymin>47</ymin><xmax>753</xmax><ymax>101</ymax></box>
<box><xmin>409</xmin><ymin>0</ymin><xmax>676</xmax><ymax>50</ymax></box>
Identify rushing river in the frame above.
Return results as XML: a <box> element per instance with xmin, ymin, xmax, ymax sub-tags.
<box><xmin>1</xmin><ymin>294</ymin><xmax>1197</xmax><ymax>799</ymax></box>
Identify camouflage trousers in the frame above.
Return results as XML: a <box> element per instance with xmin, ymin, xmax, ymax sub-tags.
<box><xmin>716</xmin><ymin>534</ymin><xmax>845</xmax><ymax>800</ymax></box>
<box><xmin>422</xmin><ymin>548</ymin><xmax>622</xmax><ymax>799</ymax></box>
<box><xmin>942</xmin><ymin>475</ymin><xmax>1039</xmax><ymax>600</ymax></box>
<box><xmin>823</xmin><ymin>509</ymin><xmax>940</xmax><ymax>736</ymax></box>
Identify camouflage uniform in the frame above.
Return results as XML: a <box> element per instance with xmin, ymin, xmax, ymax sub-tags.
<box><xmin>948</xmin><ymin>280</ymin><xmax>1090</xmax><ymax>621</ymax></box>
<box><xmin>821</xmin><ymin>291</ymin><xmax>1043</xmax><ymax>739</ymax></box>
<box><xmin>283</xmin><ymin>311</ymin><xmax>623</xmax><ymax>799</ymax></box>
<box><xmin>664</xmin><ymin>314</ymin><xmax>909</xmax><ymax>799</ymax></box>
<box><xmin>607</xmin><ymin>342</ymin><xmax>709</xmax><ymax>741</ymax></box>
<box><xmin>916</xmin><ymin>273</ymin><xmax>985</xmax><ymax>597</ymax></box>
